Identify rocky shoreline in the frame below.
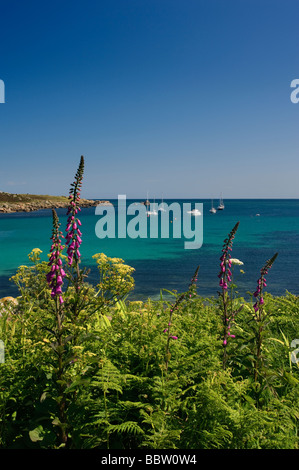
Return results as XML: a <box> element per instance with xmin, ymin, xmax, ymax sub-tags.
<box><xmin>0</xmin><ymin>191</ymin><xmax>111</xmax><ymax>213</ymax></box>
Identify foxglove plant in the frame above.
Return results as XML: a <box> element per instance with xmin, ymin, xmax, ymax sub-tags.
<box><xmin>44</xmin><ymin>156</ymin><xmax>93</xmax><ymax>446</ymax></box>
<box><xmin>46</xmin><ymin>209</ymin><xmax>66</xmax><ymax>304</ymax></box>
<box><xmin>218</xmin><ymin>222</ymin><xmax>239</xmax><ymax>292</ymax></box>
<box><xmin>65</xmin><ymin>156</ymin><xmax>84</xmax><ymax>268</ymax></box>
<box><xmin>253</xmin><ymin>253</ymin><xmax>278</xmax><ymax>314</ymax></box>
<box><xmin>252</xmin><ymin>253</ymin><xmax>278</xmax><ymax>385</ymax></box>
<box><xmin>164</xmin><ymin>265</ymin><xmax>199</xmax><ymax>374</ymax></box>
<box><xmin>46</xmin><ymin>209</ymin><xmax>68</xmax><ymax>444</ymax></box>
<box><xmin>218</xmin><ymin>222</ymin><xmax>240</xmax><ymax>368</ymax></box>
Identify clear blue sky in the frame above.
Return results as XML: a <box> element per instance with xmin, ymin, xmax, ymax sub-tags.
<box><xmin>0</xmin><ymin>0</ymin><xmax>298</xmax><ymax>199</ymax></box>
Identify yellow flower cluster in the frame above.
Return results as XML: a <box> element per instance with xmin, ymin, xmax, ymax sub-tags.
<box><xmin>92</xmin><ymin>253</ymin><xmax>135</xmax><ymax>300</ymax></box>
<box><xmin>28</xmin><ymin>248</ymin><xmax>43</xmax><ymax>263</ymax></box>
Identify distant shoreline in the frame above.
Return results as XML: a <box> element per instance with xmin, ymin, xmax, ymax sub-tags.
<box><xmin>0</xmin><ymin>191</ymin><xmax>111</xmax><ymax>214</ymax></box>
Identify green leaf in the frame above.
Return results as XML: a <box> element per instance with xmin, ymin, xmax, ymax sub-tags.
<box><xmin>52</xmin><ymin>417</ymin><xmax>62</xmax><ymax>426</ymax></box>
<box><xmin>161</xmin><ymin>288</ymin><xmax>177</xmax><ymax>297</ymax></box>
<box><xmin>29</xmin><ymin>425</ymin><xmax>44</xmax><ymax>442</ymax></box>
<box><xmin>243</xmin><ymin>394</ymin><xmax>255</xmax><ymax>405</ymax></box>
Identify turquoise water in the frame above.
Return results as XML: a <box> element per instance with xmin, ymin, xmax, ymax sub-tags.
<box><xmin>0</xmin><ymin>199</ymin><xmax>298</xmax><ymax>300</ymax></box>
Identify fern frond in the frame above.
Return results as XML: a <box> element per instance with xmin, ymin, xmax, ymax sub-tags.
<box><xmin>91</xmin><ymin>359</ymin><xmax>123</xmax><ymax>394</ymax></box>
<box><xmin>108</xmin><ymin>421</ymin><xmax>144</xmax><ymax>435</ymax></box>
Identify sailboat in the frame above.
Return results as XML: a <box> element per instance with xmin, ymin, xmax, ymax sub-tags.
<box><xmin>209</xmin><ymin>199</ymin><xmax>217</xmax><ymax>214</ymax></box>
<box><xmin>187</xmin><ymin>209</ymin><xmax>202</xmax><ymax>216</ymax></box>
<box><xmin>217</xmin><ymin>194</ymin><xmax>225</xmax><ymax>210</ymax></box>
<box><xmin>144</xmin><ymin>191</ymin><xmax>150</xmax><ymax>207</ymax></box>
<box><xmin>158</xmin><ymin>194</ymin><xmax>166</xmax><ymax>212</ymax></box>
<box><xmin>147</xmin><ymin>196</ymin><xmax>158</xmax><ymax>216</ymax></box>
<box><xmin>187</xmin><ymin>206</ymin><xmax>202</xmax><ymax>216</ymax></box>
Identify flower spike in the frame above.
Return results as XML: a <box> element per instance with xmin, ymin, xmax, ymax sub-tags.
<box><xmin>65</xmin><ymin>156</ymin><xmax>85</xmax><ymax>266</ymax></box>
<box><xmin>253</xmin><ymin>253</ymin><xmax>278</xmax><ymax>314</ymax></box>
<box><xmin>46</xmin><ymin>209</ymin><xmax>66</xmax><ymax>302</ymax></box>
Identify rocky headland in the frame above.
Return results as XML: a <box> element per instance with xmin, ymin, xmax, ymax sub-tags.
<box><xmin>0</xmin><ymin>191</ymin><xmax>111</xmax><ymax>213</ymax></box>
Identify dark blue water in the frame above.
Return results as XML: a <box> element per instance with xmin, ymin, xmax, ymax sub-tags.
<box><xmin>0</xmin><ymin>199</ymin><xmax>298</xmax><ymax>300</ymax></box>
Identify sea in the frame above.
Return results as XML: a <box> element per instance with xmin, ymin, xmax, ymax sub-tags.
<box><xmin>0</xmin><ymin>199</ymin><xmax>298</xmax><ymax>301</ymax></box>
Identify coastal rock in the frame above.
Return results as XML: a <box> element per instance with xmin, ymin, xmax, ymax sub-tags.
<box><xmin>0</xmin><ymin>192</ymin><xmax>112</xmax><ymax>213</ymax></box>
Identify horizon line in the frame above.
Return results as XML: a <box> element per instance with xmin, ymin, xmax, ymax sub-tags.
<box><xmin>91</xmin><ymin>196</ymin><xmax>299</xmax><ymax>200</ymax></box>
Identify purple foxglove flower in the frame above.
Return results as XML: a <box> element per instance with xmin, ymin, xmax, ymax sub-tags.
<box><xmin>46</xmin><ymin>210</ymin><xmax>65</xmax><ymax>303</ymax></box>
<box><xmin>46</xmin><ymin>272</ymin><xmax>55</xmax><ymax>283</ymax></box>
<box><xmin>218</xmin><ymin>222</ymin><xmax>240</xmax><ymax>292</ymax></box>
<box><xmin>55</xmin><ymin>286</ymin><xmax>62</xmax><ymax>295</ymax></box>
<box><xmin>65</xmin><ymin>156</ymin><xmax>84</xmax><ymax>266</ymax></box>
<box><xmin>48</xmin><ymin>256</ymin><xmax>54</xmax><ymax>265</ymax></box>
<box><xmin>252</xmin><ymin>253</ymin><xmax>277</xmax><ymax>313</ymax></box>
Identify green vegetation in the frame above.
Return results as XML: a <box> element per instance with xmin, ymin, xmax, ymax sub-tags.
<box><xmin>0</xmin><ymin>190</ymin><xmax>98</xmax><ymax>213</ymax></box>
<box><xmin>0</xmin><ymin>192</ymin><xmax>69</xmax><ymax>203</ymax></box>
<box><xmin>0</xmin><ymin>158</ymin><xmax>298</xmax><ymax>449</ymax></box>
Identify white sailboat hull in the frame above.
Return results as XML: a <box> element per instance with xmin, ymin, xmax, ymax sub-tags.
<box><xmin>187</xmin><ymin>209</ymin><xmax>202</xmax><ymax>216</ymax></box>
